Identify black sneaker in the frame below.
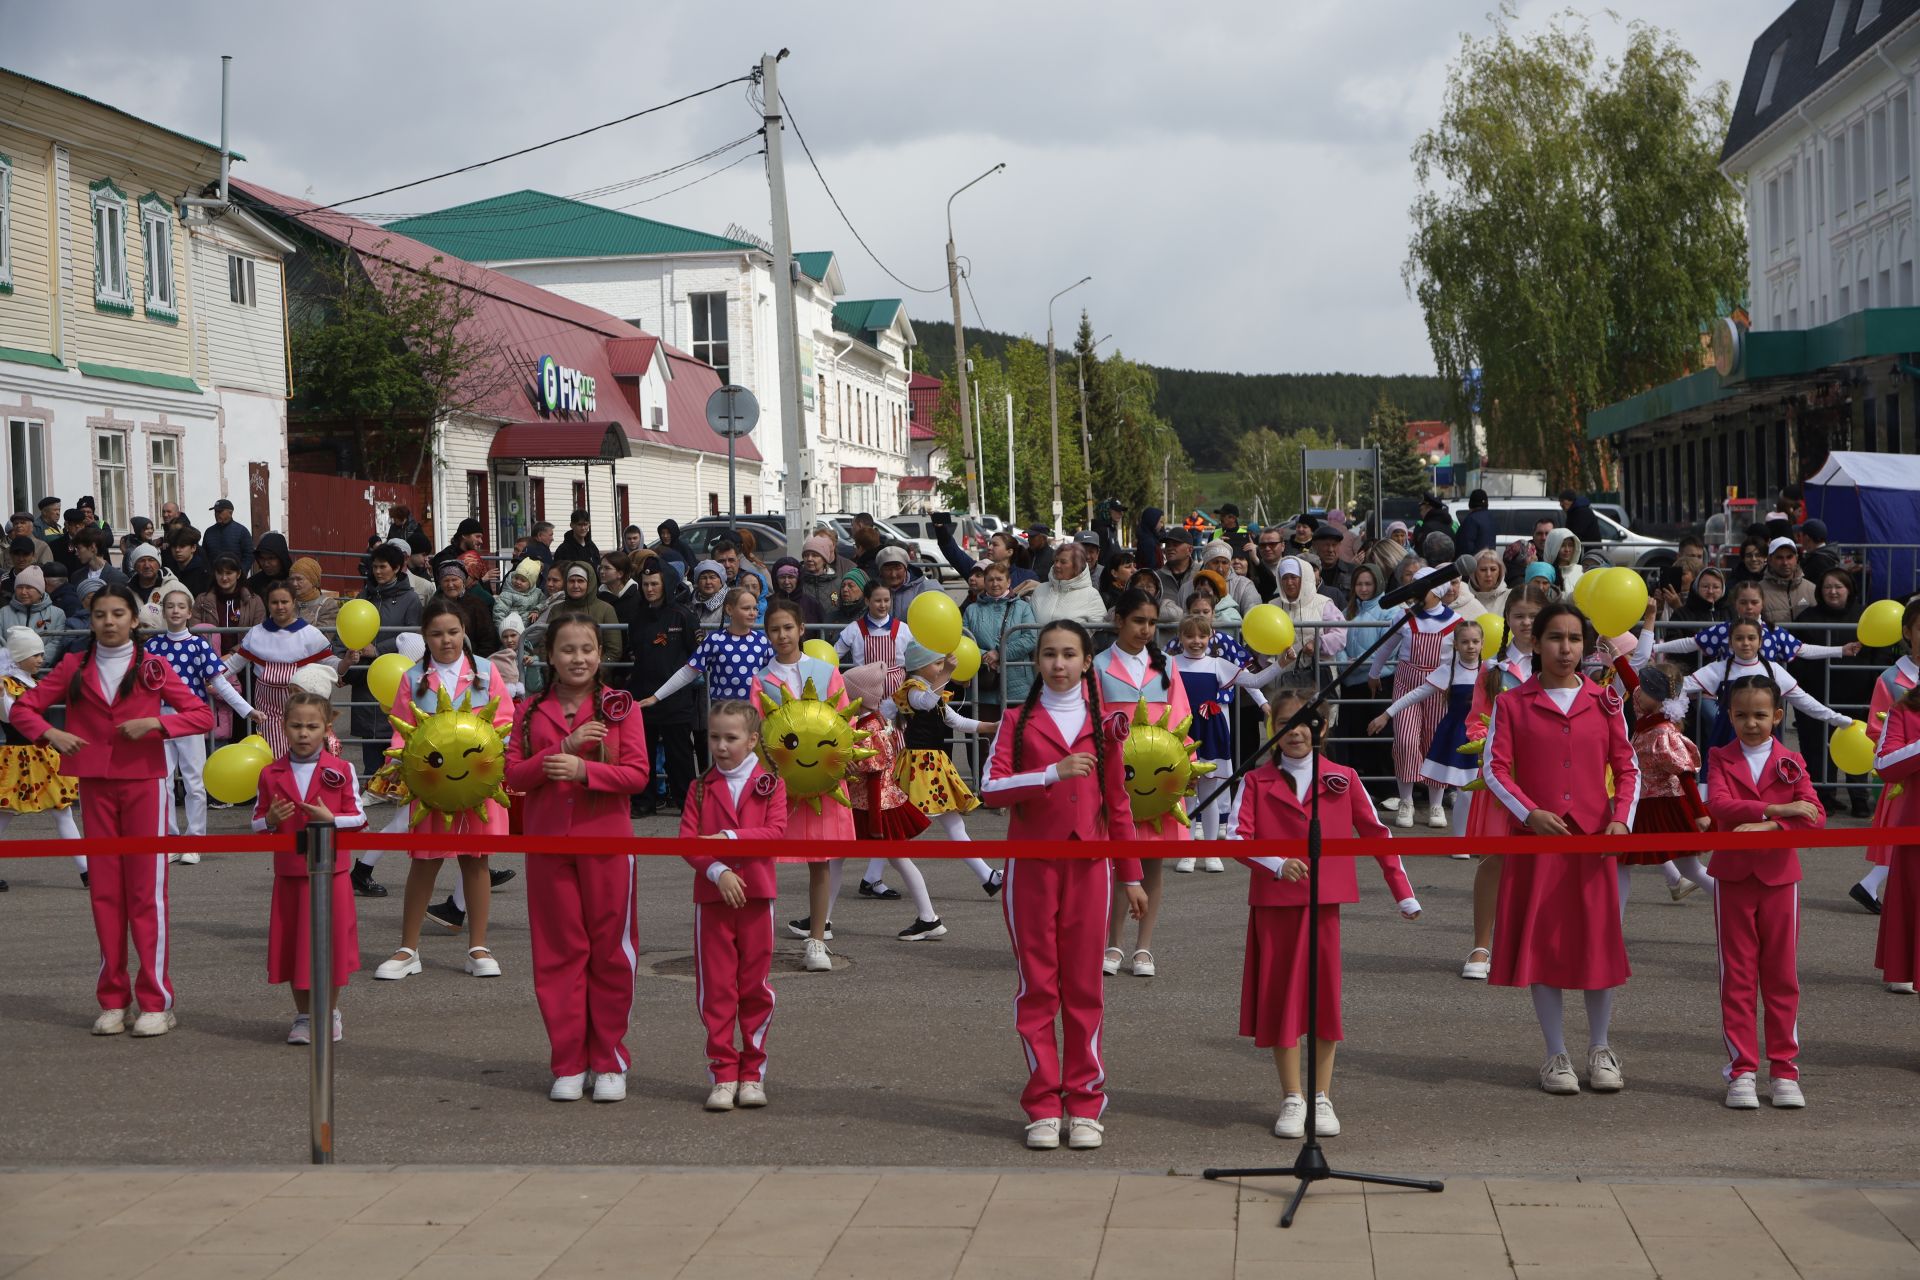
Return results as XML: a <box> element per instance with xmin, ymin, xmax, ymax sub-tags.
<box><xmin>0</xmin><ymin>879</ymin><xmax>9</xmax><ymax>892</ymax></box>
<box><xmin>1850</xmin><ymin>883</ymin><xmax>1883</xmax><ymax>915</ymax></box>
<box><xmin>786</xmin><ymin>917</ymin><xmax>833</xmax><ymax>941</ymax></box>
<box><xmin>858</xmin><ymin>880</ymin><xmax>902</xmax><ymax>900</ymax></box>
<box><xmin>983</xmin><ymin>869</ymin><xmax>1005</xmax><ymax>898</ymax></box>
<box><xmin>898</xmin><ymin>917</ymin><xmax>948</xmax><ymax>941</ymax></box>
<box><xmin>80</xmin><ymin>871</ymin><xmax>89</xmax><ymax>889</ymax></box>
<box><xmin>488</xmin><ymin>868</ymin><xmax>516</xmax><ymax>891</ymax></box>
<box><xmin>426</xmin><ymin>897</ymin><xmax>467</xmax><ymax>931</ymax></box>
<box><xmin>350</xmin><ymin>864</ymin><xmax>389</xmax><ymax>899</ymax></box>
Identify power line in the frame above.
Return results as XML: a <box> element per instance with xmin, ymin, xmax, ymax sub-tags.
<box><xmin>778</xmin><ymin>92</ymin><xmax>947</xmax><ymax>295</ymax></box>
<box><xmin>314</xmin><ymin>74</ymin><xmax>752</xmax><ymax>212</ymax></box>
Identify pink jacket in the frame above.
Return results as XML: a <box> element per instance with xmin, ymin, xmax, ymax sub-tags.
<box><xmin>1234</xmin><ymin>757</ymin><xmax>1410</xmax><ymax>905</ymax></box>
<box><xmin>253</xmin><ymin>752</ymin><xmax>367</xmax><ymax>876</ymax></box>
<box><xmin>503</xmin><ymin>687</ymin><xmax>650</xmax><ymax>838</ymax></box>
<box><xmin>679</xmin><ymin>763</ymin><xmax>789</xmax><ymax>902</ymax></box>
<box><xmin>1875</xmin><ymin>700</ymin><xmax>1920</xmax><ymax>825</ymax></box>
<box><xmin>979</xmin><ymin>700</ymin><xmax>1143</xmax><ymax>881</ymax></box>
<box><xmin>1485</xmin><ymin>675</ymin><xmax>1640</xmax><ymax>835</ymax></box>
<box><xmin>1705</xmin><ymin>739</ymin><xmax>1821</xmax><ymax>886</ymax></box>
<box><xmin>13</xmin><ymin>649</ymin><xmax>213</xmax><ymax>780</ymax></box>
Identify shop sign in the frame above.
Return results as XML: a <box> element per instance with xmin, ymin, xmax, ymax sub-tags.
<box><xmin>537</xmin><ymin>354</ymin><xmax>597</xmax><ymax>414</ymax></box>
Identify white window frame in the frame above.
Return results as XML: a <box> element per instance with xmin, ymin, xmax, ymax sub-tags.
<box><xmin>148</xmin><ymin>433</ymin><xmax>180</xmax><ymax>517</ymax></box>
<box><xmin>689</xmin><ymin>291</ymin><xmax>730</xmax><ymax>384</ymax></box>
<box><xmin>7</xmin><ymin>418</ymin><xmax>47</xmax><ymax>516</ymax></box>
<box><xmin>93</xmin><ymin>428</ymin><xmax>129</xmax><ymax>531</ymax></box>
<box><xmin>91</xmin><ymin>180</ymin><xmax>131</xmax><ymax>312</ymax></box>
<box><xmin>0</xmin><ymin>154</ymin><xmax>12</xmax><ymax>294</ymax></box>
<box><xmin>140</xmin><ymin>194</ymin><xmax>176</xmax><ymax>320</ymax></box>
<box><xmin>228</xmin><ymin>253</ymin><xmax>256</xmax><ymax>307</ymax></box>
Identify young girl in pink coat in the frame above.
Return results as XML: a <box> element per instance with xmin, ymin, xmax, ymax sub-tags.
<box><xmin>1855</xmin><ymin>607</ymin><xmax>1920</xmax><ymax>915</ymax></box>
<box><xmin>374</xmin><ymin>598</ymin><xmax>516</xmax><ymax>983</ymax></box>
<box><xmin>504</xmin><ymin>614</ymin><xmax>650</xmax><ymax>1103</ymax></box>
<box><xmin>1485</xmin><ymin>601</ymin><xmax>1640</xmax><ymax>1097</ymax></box>
<box><xmin>1706</xmin><ymin>675</ymin><xmax>1822</xmax><ymax>1110</ymax></box>
<box><xmin>1238</xmin><ymin>689</ymin><xmax>1420</xmax><ymax>1140</ymax></box>
<box><xmin>981</xmin><ymin>619</ymin><xmax>1147</xmax><ymax>1152</ymax></box>
<box><xmin>680</xmin><ymin>699</ymin><xmax>790</xmax><ymax>1112</ymax></box>
<box><xmin>13</xmin><ymin>583</ymin><xmax>214</xmax><ymax>1036</ymax></box>
<box><xmin>254</xmin><ymin>687</ymin><xmax>366</xmax><ymax>1046</ymax></box>
<box><xmin>1872</xmin><ymin>598</ymin><xmax>1920</xmax><ymax>996</ymax></box>
<box><xmin>1098</xmin><ymin>587</ymin><xmax>1191</xmax><ymax>979</ymax></box>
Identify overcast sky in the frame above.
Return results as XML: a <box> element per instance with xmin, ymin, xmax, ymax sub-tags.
<box><xmin>5</xmin><ymin>0</ymin><xmax>1761</xmax><ymax>376</ymax></box>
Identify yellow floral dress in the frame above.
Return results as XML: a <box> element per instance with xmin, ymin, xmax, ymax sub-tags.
<box><xmin>891</xmin><ymin>678</ymin><xmax>983</xmax><ymax>817</ymax></box>
<box><xmin>0</xmin><ymin>675</ymin><xmax>79</xmax><ymax>813</ymax></box>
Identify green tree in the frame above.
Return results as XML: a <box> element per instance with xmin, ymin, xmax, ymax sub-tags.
<box><xmin>1353</xmin><ymin>393</ymin><xmax>1430</xmax><ymax>521</ymax></box>
<box><xmin>1403</xmin><ymin>6</ymin><xmax>1745</xmax><ymax>487</ymax></box>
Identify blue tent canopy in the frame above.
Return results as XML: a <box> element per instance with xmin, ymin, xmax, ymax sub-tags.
<box><xmin>1804</xmin><ymin>451</ymin><xmax>1920</xmax><ymax>602</ymax></box>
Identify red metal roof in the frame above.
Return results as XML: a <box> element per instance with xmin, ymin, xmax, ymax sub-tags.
<box><xmin>840</xmin><ymin>466</ymin><xmax>879</xmax><ymax>484</ymax></box>
<box><xmin>606</xmin><ymin>336</ymin><xmax>658</xmax><ymax>377</ymax></box>
<box><xmin>897</xmin><ymin>475</ymin><xmax>936</xmax><ymax>491</ymax></box>
<box><xmin>908</xmin><ymin>372</ymin><xmax>942</xmax><ymax>434</ymax></box>
<box><xmin>489</xmin><ymin>422</ymin><xmax>630</xmax><ymax>462</ymax></box>
<box><xmin>232</xmin><ymin>179</ymin><xmax>756</xmax><ymax>462</ymax></box>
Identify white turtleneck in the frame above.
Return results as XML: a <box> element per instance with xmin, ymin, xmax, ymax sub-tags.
<box><xmin>1040</xmin><ymin>684</ymin><xmax>1088</xmax><ymax>755</ymax></box>
<box><xmin>1279</xmin><ymin>751</ymin><xmax>1314</xmax><ymax>799</ymax></box>
<box><xmin>95</xmin><ymin>640</ymin><xmax>135</xmax><ymax>701</ymax></box>
<box><xmin>1743</xmin><ymin>739</ymin><xmax>1774</xmax><ymax>784</ymax></box>
<box><xmin>708</xmin><ymin>754</ymin><xmax>761</xmax><ymax>880</ymax></box>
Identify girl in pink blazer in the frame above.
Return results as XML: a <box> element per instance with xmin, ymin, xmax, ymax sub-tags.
<box><xmin>1856</xmin><ymin>605</ymin><xmax>1920</xmax><ymax>914</ymax></box>
<box><xmin>981</xmin><ymin>619</ymin><xmax>1147</xmax><ymax>1152</ymax></box>
<box><xmin>374</xmin><ymin>598</ymin><xmax>516</xmax><ymax>983</ymax></box>
<box><xmin>504</xmin><ymin>614</ymin><xmax>650</xmax><ymax>1103</ymax></box>
<box><xmin>1485</xmin><ymin>601</ymin><xmax>1640</xmax><ymax>1097</ymax></box>
<box><xmin>253</xmin><ymin>687</ymin><xmax>367</xmax><ymax>1046</ymax></box>
<box><xmin>680</xmin><ymin>699</ymin><xmax>790</xmax><ymax>1112</ymax></box>
<box><xmin>1705</xmin><ymin>675</ymin><xmax>1822</xmax><ymax>1110</ymax></box>
<box><xmin>1237</xmin><ymin>689</ymin><xmax>1420</xmax><ymax>1140</ymax></box>
<box><xmin>1871</xmin><ymin>598</ymin><xmax>1920</xmax><ymax>997</ymax></box>
<box><xmin>13</xmin><ymin>584</ymin><xmax>213</xmax><ymax>1036</ymax></box>
<box><xmin>1098</xmin><ymin>586</ymin><xmax>1192</xmax><ymax>979</ymax></box>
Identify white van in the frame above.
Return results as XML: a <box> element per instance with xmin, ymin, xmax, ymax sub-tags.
<box><xmin>1447</xmin><ymin>499</ymin><xmax>1676</xmax><ymax>571</ymax></box>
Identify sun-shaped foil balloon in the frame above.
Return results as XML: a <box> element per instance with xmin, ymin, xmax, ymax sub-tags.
<box><xmin>387</xmin><ymin>691</ymin><xmax>510</xmax><ymax>830</ymax></box>
<box><xmin>1121</xmin><ymin>699</ymin><xmax>1216</xmax><ymax>833</ymax></box>
<box><xmin>756</xmin><ymin>677</ymin><xmax>876</xmax><ymax>814</ymax></box>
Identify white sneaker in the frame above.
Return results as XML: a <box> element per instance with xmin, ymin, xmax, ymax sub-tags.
<box><xmin>802</xmin><ymin>939</ymin><xmax>832</xmax><ymax>972</ymax></box>
<box><xmin>1539</xmin><ymin>1053</ymin><xmax>1580</xmax><ymax>1095</ymax></box>
<box><xmin>1173</xmin><ymin>857</ymin><xmax>1197</xmax><ymax>873</ymax></box>
<box><xmin>1067</xmin><ymin>1117</ymin><xmax>1104</xmax><ymax>1149</ymax></box>
<box><xmin>330</xmin><ymin>1009</ymin><xmax>342</xmax><ymax>1042</ymax></box>
<box><xmin>550</xmin><ymin>1073</ymin><xmax>586</xmax><ymax>1102</ymax></box>
<box><xmin>1273</xmin><ymin>1094</ymin><xmax>1306</xmax><ymax>1138</ymax></box>
<box><xmin>1770</xmin><ymin>1079</ymin><xmax>1806</xmax><ymax>1109</ymax></box>
<box><xmin>1461</xmin><ymin>948</ymin><xmax>1491</xmax><ymax>981</ymax></box>
<box><xmin>1314</xmin><ymin>1093</ymin><xmax>1341</xmax><ymax>1137</ymax></box>
<box><xmin>1394</xmin><ymin>808</ymin><xmax>1414</xmax><ymax>829</ymax></box>
<box><xmin>130</xmin><ymin>1010</ymin><xmax>175</xmax><ymax>1038</ymax></box>
<box><xmin>465</xmin><ymin>947</ymin><xmax>501</xmax><ymax>978</ymax></box>
<box><xmin>705</xmin><ymin>1081</ymin><xmax>738</xmax><ymax>1111</ymax></box>
<box><xmin>736</xmin><ymin>1080</ymin><xmax>767</xmax><ymax>1108</ymax></box>
<box><xmin>1724</xmin><ymin>1072</ymin><xmax>1759</xmax><ymax>1109</ymax></box>
<box><xmin>1588</xmin><ymin>1046</ymin><xmax>1624</xmax><ymax>1092</ymax></box>
<box><xmin>592</xmin><ymin>1072</ymin><xmax>627</xmax><ymax>1103</ymax></box>
<box><xmin>1450</xmin><ymin>852</ymin><xmax>1472</xmax><ymax>860</ymax></box>
<box><xmin>1102</xmin><ymin>947</ymin><xmax>1123</xmax><ymax>976</ymax></box>
<box><xmin>1381</xmin><ymin>796</ymin><xmax>1401</xmax><ymax>811</ymax></box>
<box><xmin>375</xmin><ymin>947</ymin><xmax>421</xmax><ymax>980</ymax></box>
<box><xmin>1129</xmin><ymin>949</ymin><xmax>1156</xmax><ymax>977</ymax></box>
<box><xmin>1024</xmin><ymin>1117</ymin><xmax>1061</xmax><ymax>1150</ymax></box>
<box><xmin>1428</xmin><ymin>804</ymin><xmax>1447</xmax><ymax>828</ymax></box>
<box><xmin>91</xmin><ymin>1007</ymin><xmax>128</xmax><ymax>1036</ymax></box>
<box><xmin>1669</xmin><ymin>879</ymin><xmax>1699</xmax><ymax>902</ymax></box>
<box><xmin>1201</xmin><ymin>857</ymin><xmax>1225</xmax><ymax>873</ymax></box>
<box><xmin>166</xmin><ymin>853</ymin><xmax>201</xmax><ymax>865</ymax></box>
<box><xmin>287</xmin><ymin>1015</ymin><xmax>312</xmax><ymax>1046</ymax></box>
<box><xmin>1887</xmin><ymin>982</ymin><xmax>1917</xmax><ymax>993</ymax></box>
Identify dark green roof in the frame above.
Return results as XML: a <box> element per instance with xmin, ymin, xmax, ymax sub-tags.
<box><xmin>832</xmin><ymin>299</ymin><xmax>903</xmax><ymax>342</ymax></box>
<box><xmin>794</xmin><ymin>251</ymin><xmax>835</xmax><ymax>282</ymax></box>
<box><xmin>77</xmin><ymin>361</ymin><xmax>202</xmax><ymax>394</ymax></box>
<box><xmin>386</xmin><ymin>191</ymin><xmax>760</xmax><ymax>263</ymax></box>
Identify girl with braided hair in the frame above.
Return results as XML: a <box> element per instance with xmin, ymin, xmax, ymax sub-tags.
<box><xmin>980</xmin><ymin>619</ymin><xmax>1146</xmax><ymax>1151</ymax></box>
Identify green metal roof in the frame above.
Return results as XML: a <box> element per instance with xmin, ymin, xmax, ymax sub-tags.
<box><xmin>832</xmin><ymin>298</ymin><xmax>903</xmax><ymax>340</ymax></box>
<box><xmin>386</xmin><ymin>191</ymin><xmax>760</xmax><ymax>263</ymax></box>
<box><xmin>0</xmin><ymin>346</ymin><xmax>64</xmax><ymax>371</ymax></box>
<box><xmin>1587</xmin><ymin>307</ymin><xmax>1920</xmax><ymax>440</ymax></box>
<box><xmin>794</xmin><ymin>251</ymin><xmax>835</xmax><ymax>282</ymax></box>
<box><xmin>77</xmin><ymin>361</ymin><xmax>202</xmax><ymax>394</ymax></box>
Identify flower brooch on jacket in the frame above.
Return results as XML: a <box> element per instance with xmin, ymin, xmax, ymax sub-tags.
<box><xmin>319</xmin><ymin>767</ymin><xmax>347</xmax><ymax>790</ymax></box>
<box><xmin>599</xmin><ymin>689</ymin><xmax>634</xmax><ymax>722</ymax></box>
<box><xmin>1775</xmin><ymin>755</ymin><xmax>1804</xmax><ymax>787</ymax></box>
<box><xmin>140</xmin><ymin>657</ymin><xmax>169</xmax><ymax>692</ymax></box>
<box><xmin>1322</xmin><ymin>772</ymin><xmax>1350</xmax><ymax>796</ymax></box>
<box><xmin>753</xmin><ymin>773</ymin><xmax>778</xmax><ymax>799</ymax></box>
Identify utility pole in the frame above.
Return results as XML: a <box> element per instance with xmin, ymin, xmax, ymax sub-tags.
<box><xmin>1005</xmin><ymin>391</ymin><xmax>1016</xmax><ymax>527</ymax></box>
<box><xmin>761</xmin><ymin>51</ymin><xmax>810</xmax><ymax>549</ymax></box>
<box><xmin>1047</xmin><ymin>278</ymin><xmax>1091</xmax><ymax>535</ymax></box>
<box><xmin>972</xmin><ymin>361</ymin><xmax>987</xmax><ymax>518</ymax></box>
<box><xmin>946</xmin><ymin>164</ymin><xmax>1004</xmax><ymax>518</ymax></box>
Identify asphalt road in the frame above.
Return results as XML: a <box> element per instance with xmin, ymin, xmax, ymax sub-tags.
<box><xmin>0</xmin><ymin>804</ymin><xmax>1913</xmax><ymax>1178</ymax></box>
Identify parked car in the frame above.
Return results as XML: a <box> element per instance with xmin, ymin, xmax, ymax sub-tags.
<box><xmin>1446</xmin><ymin>498</ymin><xmax>1675</xmax><ymax>571</ymax></box>
<box><xmin>824</xmin><ymin>515</ymin><xmax>944</xmax><ymax>581</ymax></box>
<box><xmin>654</xmin><ymin>518</ymin><xmax>853</xmax><ymax>569</ymax></box>
<box><xmin>873</xmin><ymin>514</ymin><xmax>952</xmax><ymax>579</ymax></box>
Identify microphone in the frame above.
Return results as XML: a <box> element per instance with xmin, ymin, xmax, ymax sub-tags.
<box><xmin>1378</xmin><ymin>563</ymin><xmax>1462</xmax><ymax>610</ymax></box>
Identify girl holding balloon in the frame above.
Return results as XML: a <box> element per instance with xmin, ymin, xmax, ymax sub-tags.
<box><xmin>1869</xmin><ymin>597</ymin><xmax>1920</xmax><ymax>993</ymax></box>
<box><xmin>224</xmin><ymin>581</ymin><xmax>341</xmax><ymax>756</ymax></box>
<box><xmin>144</xmin><ymin>583</ymin><xmax>256</xmax><ymax>864</ymax></box>
<box><xmin>1853</xmin><ymin>597</ymin><xmax>1920</xmax><ymax>919</ymax></box>
<box><xmin>886</xmin><ymin>638</ymin><xmax>1006</xmax><ymax>898</ymax></box>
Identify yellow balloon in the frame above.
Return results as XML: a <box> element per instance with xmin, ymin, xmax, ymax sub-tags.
<box><xmin>1475</xmin><ymin>612</ymin><xmax>1506</xmax><ymax>659</ymax></box>
<box><xmin>757</xmin><ymin>683</ymin><xmax>874</xmax><ymax>809</ymax></box>
<box><xmin>238</xmin><ymin>734</ymin><xmax>271</xmax><ymax>759</ymax></box>
<box><xmin>1860</xmin><ymin>598</ymin><xmax>1905</xmax><ymax>648</ymax></box>
<box><xmin>1831</xmin><ymin>720</ymin><xmax>1877</xmax><ymax>776</ymax></box>
<box><xmin>951</xmin><ymin>636</ymin><xmax>981</xmax><ymax>683</ymax></box>
<box><xmin>367</xmin><ymin>652</ymin><xmax>413</xmax><ymax>709</ymax></box>
<box><xmin>1587</xmin><ymin>568</ymin><xmax>1649</xmax><ymax>637</ymax></box>
<box><xmin>1242</xmin><ymin>604</ymin><xmax>1296</xmax><ymax>656</ymax></box>
<box><xmin>906</xmin><ymin>590</ymin><xmax>963</xmax><ymax>654</ymax></box>
<box><xmin>1572</xmin><ymin>566</ymin><xmax>1607</xmax><ymax>612</ymax></box>
<box><xmin>205</xmin><ymin>743</ymin><xmax>268</xmax><ymax>804</ymax></box>
<box><xmin>802</xmin><ymin>639</ymin><xmax>840</xmax><ymax>667</ymax></box>
<box><xmin>336</xmin><ymin>598</ymin><xmax>381</xmax><ymax>651</ymax></box>
<box><xmin>1122</xmin><ymin>700</ymin><xmax>1217</xmax><ymax>832</ymax></box>
<box><xmin>391</xmin><ymin>693</ymin><xmax>509</xmax><ymax>825</ymax></box>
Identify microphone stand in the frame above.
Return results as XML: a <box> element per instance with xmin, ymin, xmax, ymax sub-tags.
<box><xmin>1202</xmin><ymin>600</ymin><xmax>1445</xmax><ymax>1227</ymax></box>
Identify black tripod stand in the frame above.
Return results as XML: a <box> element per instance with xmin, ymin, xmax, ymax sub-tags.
<box><xmin>1201</xmin><ymin>595</ymin><xmax>1445</xmax><ymax>1226</ymax></box>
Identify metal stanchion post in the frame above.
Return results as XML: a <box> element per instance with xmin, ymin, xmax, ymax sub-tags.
<box><xmin>304</xmin><ymin>820</ymin><xmax>337</xmax><ymax>1165</ymax></box>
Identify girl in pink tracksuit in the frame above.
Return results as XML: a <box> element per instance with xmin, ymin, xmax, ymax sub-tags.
<box><xmin>503</xmin><ymin>614</ymin><xmax>650</xmax><ymax>1103</ymax></box>
<box><xmin>680</xmin><ymin>699</ymin><xmax>789</xmax><ymax>1112</ymax></box>
<box><xmin>13</xmin><ymin>583</ymin><xmax>213</xmax><ymax>1037</ymax></box>
<box><xmin>980</xmin><ymin>618</ymin><xmax>1146</xmax><ymax>1153</ymax></box>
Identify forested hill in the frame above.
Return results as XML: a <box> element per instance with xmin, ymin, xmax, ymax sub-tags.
<box><xmin>910</xmin><ymin>319</ymin><xmax>1454</xmax><ymax>469</ymax></box>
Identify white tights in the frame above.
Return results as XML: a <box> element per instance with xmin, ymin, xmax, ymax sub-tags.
<box><xmin>1531</xmin><ymin>984</ymin><xmax>1615</xmax><ymax>1058</ymax></box>
<box><xmin>1190</xmin><ymin>759</ymin><xmax>1233</xmax><ymax>840</ymax></box>
<box><xmin>1861</xmin><ymin>864</ymin><xmax>1891</xmax><ymax>899</ymax></box>
<box><xmin>0</xmin><ymin>809</ymin><xmax>84</xmax><ymax>866</ymax></box>
<box><xmin>1398</xmin><ymin>780</ymin><xmax>1446</xmax><ymax>812</ymax></box>
<box><xmin>931</xmin><ymin>812</ymin><xmax>998</xmax><ymax>885</ymax></box>
<box><xmin>1616</xmin><ymin>858</ymin><xmax>1716</xmax><ymax>920</ymax></box>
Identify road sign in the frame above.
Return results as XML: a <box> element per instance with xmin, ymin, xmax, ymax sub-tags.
<box><xmin>706</xmin><ymin>385</ymin><xmax>759</xmax><ymax>438</ymax></box>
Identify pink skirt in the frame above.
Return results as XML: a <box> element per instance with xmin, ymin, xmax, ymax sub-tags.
<box><xmin>1865</xmin><ymin>785</ymin><xmax>1898</xmax><ymax>867</ymax></box>
<box><xmin>1464</xmin><ymin>785</ymin><xmax>1504</xmax><ymax>842</ymax></box>
<box><xmin>1875</xmin><ymin>847</ymin><xmax>1920</xmax><ymax>983</ymax></box>
<box><xmin>776</xmin><ymin>783</ymin><xmax>857</xmax><ymax>862</ymax></box>
<box><xmin>267</xmin><ymin>872</ymin><xmax>361</xmax><ymax>990</ymax></box>
<box><xmin>1490</xmin><ymin>848</ymin><xmax>1629</xmax><ymax>990</ymax></box>
<box><xmin>1239</xmin><ymin>905</ymin><xmax>1342</xmax><ymax>1048</ymax></box>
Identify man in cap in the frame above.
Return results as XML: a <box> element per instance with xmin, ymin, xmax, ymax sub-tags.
<box><xmin>1759</xmin><ymin>535</ymin><xmax>1816</xmax><ymax>625</ymax></box>
<box><xmin>36</xmin><ymin>496</ymin><xmax>63</xmax><ymax>543</ymax></box>
<box><xmin>1025</xmin><ymin>523</ymin><xmax>1056</xmax><ymax>580</ymax></box>
<box><xmin>1795</xmin><ymin>519</ymin><xmax>1843</xmax><ymax>585</ymax></box>
<box><xmin>1092</xmin><ymin>497</ymin><xmax>1127</xmax><ymax>558</ymax></box>
<box><xmin>9</xmin><ymin>513</ymin><xmax>52</xmax><ymax>565</ymax></box>
<box><xmin>1157</xmin><ymin>526</ymin><xmax>1198</xmax><ymax>601</ymax></box>
<box><xmin>202</xmin><ymin>498</ymin><xmax>253</xmax><ymax>571</ymax></box>
<box><xmin>875</xmin><ymin>544</ymin><xmax>935</xmax><ymax>620</ymax></box>
<box><xmin>433</xmin><ymin>517</ymin><xmax>486</xmax><ymax>576</ymax></box>
<box><xmin>1310</xmin><ymin>522</ymin><xmax>1353</xmax><ymax>605</ymax></box>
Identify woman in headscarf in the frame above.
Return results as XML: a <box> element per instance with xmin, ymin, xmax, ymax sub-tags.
<box><xmin>1468</xmin><ymin>549</ymin><xmax>1510</xmax><ymax>620</ymax></box>
<box><xmin>1027</xmin><ymin>541</ymin><xmax>1107</xmax><ymax>628</ymax></box>
<box><xmin>1273</xmin><ymin>556</ymin><xmax>1346</xmax><ymax>687</ymax></box>
<box><xmin>287</xmin><ymin>556</ymin><xmax>342</xmax><ymax>630</ymax></box>
<box><xmin>246</xmin><ymin>531</ymin><xmax>292</xmax><ymax>599</ymax></box>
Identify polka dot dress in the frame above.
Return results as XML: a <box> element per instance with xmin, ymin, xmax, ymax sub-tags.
<box><xmin>688</xmin><ymin>629</ymin><xmax>775</xmax><ymax>702</ymax></box>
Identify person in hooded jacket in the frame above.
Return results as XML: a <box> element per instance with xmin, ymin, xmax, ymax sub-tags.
<box><xmin>1540</xmin><ymin>528</ymin><xmax>1584</xmax><ymax>594</ymax></box>
<box><xmin>769</xmin><ymin>556</ymin><xmax>823</xmax><ymax>625</ymax></box>
<box><xmin>247</xmin><ymin>532</ymin><xmax>293</xmax><ymax>598</ymax></box>
<box><xmin>654</xmin><ymin>520</ymin><xmax>692</xmax><ymax>574</ymax></box>
<box><xmin>628</xmin><ymin>560</ymin><xmax>701</xmax><ymax>813</ymax></box>
<box><xmin>1558</xmin><ymin>490</ymin><xmax>1603</xmax><ymax>545</ymax></box>
<box><xmin>1028</xmin><ymin>542</ymin><xmax>1108</xmax><ymax>628</ymax></box>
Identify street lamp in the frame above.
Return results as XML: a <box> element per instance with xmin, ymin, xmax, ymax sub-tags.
<box><xmin>1047</xmin><ymin>275</ymin><xmax>1091</xmax><ymax>533</ymax></box>
<box><xmin>946</xmin><ymin>163</ymin><xmax>1005</xmax><ymax>519</ymax></box>
<box><xmin>1078</xmin><ymin>331</ymin><xmax>1111</xmax><ymax>528</ymax></box>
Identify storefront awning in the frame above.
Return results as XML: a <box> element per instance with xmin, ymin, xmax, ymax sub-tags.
<box><xmin>897</xmin><ymin>475</ymin><xmax>936</xmax><ymax>491</ymax></box>
<box><xmin>489</xmin><ymin>421</ymin><xmax>631</xmax><ymax>462</ymax></box>
<box><xmin>840</xmin><ymin>466</ymin><xmax>878</xmax><ymax>484</ymax></box>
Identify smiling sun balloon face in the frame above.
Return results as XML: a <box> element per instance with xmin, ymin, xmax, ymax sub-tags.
<box><xmin>1122</xmin><ymin>699</ymin><xmax>1216</xmax><ymax>833</ymax></box>
<box><xmin>756</xmin><ymin>678</ymin><xmax>874</xmax><ymax>813</ymax></box>
<box><xmin>388</xmin><ymin>691</ymin><xmax>509</xmax><ymax>830</ymax></box>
